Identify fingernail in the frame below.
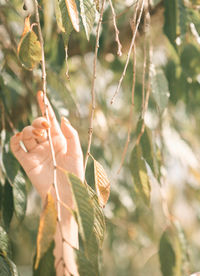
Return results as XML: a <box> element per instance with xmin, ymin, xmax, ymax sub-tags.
<box><xmin>41</xmin><ymin>121</ymin><xmax>49</xmax><ymax>129</ymax></box>
<box><xmin>16</xmin><ymin>132</ymin><xmax>21</xmax><ymax>137</ymax></box>
<box><xmin>32</xmin><ymin>129</ymin><xmax>44</xmax><ymax>136</ymax></box>
<box><xmin>62</xmin><ymin>117</ymin><xmax>71</xmax><ymax>125</ymax></box>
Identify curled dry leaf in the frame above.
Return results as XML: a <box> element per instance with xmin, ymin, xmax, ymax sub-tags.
<box><xmin>94</xmin><ymin>159</ymin><xmax>110</xmax><ymax>208</ymax></box>
<box><xmin>35</xmin><ymin>193</ymin><xmax>57</xmax><ymax>269</ymax></box>
<box><xmin>17</xmin><ymin>16</ymin><xmax>42</xmax><ymax>69</ymax></box>
<box><xmin>65</xmin><ymin>0</ymin><xmax>80</xmax><ymax>32</ymax></box>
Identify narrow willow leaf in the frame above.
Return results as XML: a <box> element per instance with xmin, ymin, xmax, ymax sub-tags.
<box><xmin>159</xmin><ymin>231</ymin><xmax>176</xmax><ymax>276</ymax></box>
<box><xmin>18</xmin><ymin>16</ymin><xmax>41</xmax><ymax>69</ymax></box>
<box><xmin>13</xmin><ymin>170</ymin><xmax>27</xmax><ymax>221</ymax></box>
<box><xmin>33</xmin><ymin>242</ymin><xmax>55</xmax><ymax>276</ymax></box>
<box><xmin>0</xmin><ymin>226</ymin><xmax>11</xmax><ymax>257</ymax></box>
<box><xmin>137</xmin><ymin>120</ymin><xmax>158</xmax><ymax>177</ymax></box>
<box><xmin>130</xmin><ymin>145</ymin><xmax>151</xmax><ymax>206</ymax></box>
<box><xmin>54</xmin><ymin>0</ymin><xmax>65</xmax><ymax>32</ymax></box>
<box><xmin>65</xmin><ymin>0</ymin><xmax>80</xmax><ymax>32</ymax></box>
<box><xmin>2</xmin><ymin>180</ymin><xmax>14</xmax><ymax>230</ymax></box>
<box><xmin>94</xmin><ymin>160</ymin><xmax>110</xmax><ymax>208</ymax></box>
<box><xmin>59</xmin><ymin>0</ymin><xmax>74</xmax><ymax>45</ymax></box>
<box><xmin>35</xmin><ymin>193</ymin><xmax>57</xmax><ymax>269</ymax></box>
<box><xmin>80</xmin><ymin>0</ymin><xmax>96</xmax><ymax>40</ymax></box>
<box><xmin>151</xmin><ymin>67</ymin><xmax>170</xmax><ymax>113</ymax></box>
<box><xmin>76</xmin><ymin>249</ymin><xmax>98</xmax><ymax>276</ymax></box>
<box><xmin>87</xmin><ymin>184</ymin><xmax>106</xmax><ymax>248</ymax></box>
<box><xmin>68</xmin><ymin>173</ymin><xmax>94</xmax><ymax>244</ymax></box>
<box><xmin>163</xmin><ymin>0</ymin><xmax>177</xmax><ymax>49</ymax></box>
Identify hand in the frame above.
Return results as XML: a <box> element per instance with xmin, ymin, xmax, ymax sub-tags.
<box><xmin>10</xmin><ymin>91</ymin><xmax>84</xmax><ymax>276</ymax></box>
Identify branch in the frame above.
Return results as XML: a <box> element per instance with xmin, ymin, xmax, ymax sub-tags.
<box><xmin>84</xmin><ymin>0</ymin><xmax>106</xmax><ymax>172</ymax></box>
<box><xmin>117</xmin><ymin>45</ymin><xmax>136</xmax><ymax>174</ymax></box>
<box><xmin>110</xmin><ymin>0</ymin><xmax>145</xmax><ymax>104</ymax></box>
<box><xmin>108</xmin><ymin>0</ymin><xmax>122</xmax><ymax>56</ymax></box>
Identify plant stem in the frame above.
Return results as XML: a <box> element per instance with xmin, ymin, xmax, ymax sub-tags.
<box><xmin>84</xmin><ymin>0</ymin><xmax>106</xmax><ymax>172</ymax></box>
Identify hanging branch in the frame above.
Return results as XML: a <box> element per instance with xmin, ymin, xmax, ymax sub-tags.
<box><xmin>110</xmin><ymin>0</ymin><xmax>145</xmax><ymax>104</ymax></box>
<box><xmin>108</xmin><ymin>0</ymin><xmax>122</xmax><ymax>56</ymax></box>
<box><xmin>84</xmin><ymin>0</ymin><xmax>106</xmax><ymax>172</ymax></box>
<box><xmin>117</xmin><ymin>45</ymin><xmax>136</xmax><ymax>174</ymax></box>
<box><xmin>34</xmin><ymin>1</ymin><xmax>73</xmax><ymax>273</ymax></box>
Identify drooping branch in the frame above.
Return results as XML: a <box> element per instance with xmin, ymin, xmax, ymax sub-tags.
<box><xmin>110</xmin><ymin>0</ymin><xmax>145</xmax><ymax>104</ymax></box>
<box><xmin>108</xmin><ymin>0</ymin><xmax>122</xmax><ymax>56</ymax></box>
<box><xmin>84</xmin><ymin>0</ymin><xmax>106</xmax><ymax>172</ymax></box>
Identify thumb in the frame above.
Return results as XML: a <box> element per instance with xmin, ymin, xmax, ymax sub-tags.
<box><xmin>61</xmin><ymin>117</ymin><xmax>83</xmax><ymax>158</ymax></box>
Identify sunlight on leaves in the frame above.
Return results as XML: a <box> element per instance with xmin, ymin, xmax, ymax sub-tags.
<box><xmin>35</xmin><ymin>193</ymin><xmax>57</xmax><ymax>269</ymax></box>
<box><xmin>80</xmin><ymin>0</ymin><xmax>96</xmax><ymax>40</ymax></box>
<box><xmin>94</xmin><ymin>159</ymin><xmax>110</xmax><ymax>208</ymax></box>
<box><xmin>65</xmin><ymin>0</ymin><xmax>80</xmax><ymax>32</ymax></box>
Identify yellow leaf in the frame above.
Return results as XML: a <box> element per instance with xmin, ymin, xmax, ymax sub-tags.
<box><xmin>94</xmin><ymin>160</ymin><xmax>110</xmax><ymax>208</ymax></box>
<box><xmin>17</xmin><ymin>15</ymin><xmax>31</xmax><ymax>53</ymax></box>
<box><xmin>65</xmin><ymin>0</ymin><xmax>80</xmax><ymax>32</ymax></box>
<box><xmin>35</xmin><ymin>193</ymin><xmax>57</xmax><ymax>269</ymax></box>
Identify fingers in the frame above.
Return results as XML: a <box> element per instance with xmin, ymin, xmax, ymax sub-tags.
<box><xmin>61</xmin><ymin>117</ymin><xmax>83</xmax><ymax>158</ymax></box>
<box><xmin>37</xmin><ymin>91</ymin><xmax>61</xmax><ymax>135</ymax></box>
<box><xmin>10</xmin><ymin>132</ymin><xmax>24</xmax><ymax>156</ymax></box>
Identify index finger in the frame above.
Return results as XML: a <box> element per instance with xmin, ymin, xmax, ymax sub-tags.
<box><xmin>37</xmin><ymin>90</ymin><xmax>61</xmax><ymax>135</ymax></box>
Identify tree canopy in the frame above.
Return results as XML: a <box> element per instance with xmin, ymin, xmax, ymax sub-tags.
<box><xmin>0</xmin><ymin>0</ymin><xmax>200</xmax><ymax>275</ymax></box>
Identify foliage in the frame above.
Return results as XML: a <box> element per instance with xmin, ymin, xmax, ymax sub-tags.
<box><xmin>0</xmin><ymin>0</ymin><xmax>200</xmax><ymax>275</ymax></box>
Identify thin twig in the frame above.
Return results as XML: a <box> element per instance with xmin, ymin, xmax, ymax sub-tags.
<box><xmin>84</xmin><ymin>0</ymin><xmax>106</xmax><ymax>172</ymax></box>
<box><xmin>34</xmin><ymin>1</ymin><xmax>69</xmax><ymax>274</ymax></box>
<box><xmin>34</xmin><ymin>0</ymin><xmax>61</xmax><ymax>222</ymax></box>
<box><xmin>117</xmin><ymin>45</ymin><xmax>136</xmax><ymax>174</ymax></box>
<box><xmin>108</xmin><ymin>0</ymin><xmax>122</xmax><ymax>56</ymax></box>
<box><xmin>110</xmin><ymin>0</ymin><xmax>145</xmax><ymax>104</ymax></box>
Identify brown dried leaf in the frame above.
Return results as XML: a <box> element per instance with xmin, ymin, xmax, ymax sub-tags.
<box><xmin>94</xmin><ymin>160</ymin><xmax>110</xmax><ymax>208</ymax></box>
<box><xmin>65</xmin><ymin>0</ymin><xmax>80</xmax><ymax>32</ymax></box>
<box><xmin>17</xmin><ymin>15</ymin><xmax>31</xmax><ymax>53</ymax></box>
<box><xmin>34</xmin><ymin>193</ymin><xmax>57</xmax><ymax>269</ymax></box>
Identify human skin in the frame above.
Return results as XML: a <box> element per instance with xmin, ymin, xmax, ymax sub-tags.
<box><xmin>10</xmin><ymin>91</ymin><xmax>84</xmax><ymax>276</ymax></box>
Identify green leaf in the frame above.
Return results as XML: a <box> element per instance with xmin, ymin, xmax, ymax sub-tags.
<box><xmin>137</xmin><ymin>120</ymin><xmax>158</xmax><ymax>177</ymax></box>
<box><xmin>80</xmin><ymin>0</ymin><xmax>96</xmax><ymax>40</ymax></box>
<box><xmin>76</xmin><ymin>248</ymin><xmax>98</xmax><ymax>276</ymax></box>
<box><xmin>151</xmin><ymin>67</ymin><xmax>170</xmax><ymax>113</ymax></box>
<box><xmin>33</xmin><ymin>242</ymin><xmax>55</xmax><ymax>276</ymax></box>
<box><xmin>0</xmin><ymin>226</ymin><xmax>11</xmax><ymax>257</ymax></box>
<box><xmin>18</xmin><ymin>30</ymin><xmax>42</xmax><ymax>70</ymax></box>
<box><xmin>163</xmin><ymin>0</ymin><xmax>177</xmax><ymax>49</ymax></box>
<box><xmin>2</xmin><ymin>180</ymin><xmax>14</xmax><ymax>230</ymax></box>
<box><xmin>130</xmin><ymin>145</ymin><xmax>151</xmax><ymax>206</ymax></box>
<box><xmin>59</xmin><ymin>0</ymin><xmax>74</xmax><ymax>45</ymax></box>
<box><xmin>13</xmin><ymin>170</ymin><xmax>27</xmax><ymax>221</ymax></box>
<box><xmin>87</xmin><ymin>184</ymin><xmax>106</xmax><ymax>248</ymax></box>
<box><xmin>159</xmin><ymin>231</ymin><xmax>176</xmax><ymax>276</ymax></box>
<box><xmin>35</xmin><ymin>193</ymin><xmax>57</xmax><ymax>269</ymax></box>
<box><xmin>68</xmin><ymin>174</ymin><xmax>94</xmax><ymax>246</ymax></box>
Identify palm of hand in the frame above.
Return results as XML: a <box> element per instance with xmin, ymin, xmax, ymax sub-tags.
<box><xmin>10</xmin><ymin>91</ymin><xmax>84</xmax><ymax>201</ymax></box>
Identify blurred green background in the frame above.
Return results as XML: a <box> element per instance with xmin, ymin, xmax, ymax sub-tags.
<box><xmin>1</xmin><ymin>0</ymin><xmax>200</xmax><ymax>275</ymax></box>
